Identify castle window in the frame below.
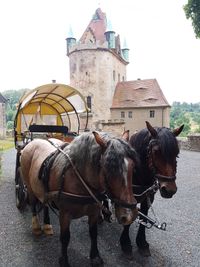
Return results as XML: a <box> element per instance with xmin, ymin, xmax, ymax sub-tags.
<box><xmin>113</xmin><ymin>70</ymin><xmax>115</xmax><ymax>81</ymax></box>
<box><xmin>128</xmin><ymin>111</ymin><xmax>132</xmax><ymax>118</ymax></box>
<box><xmin>86</xmin><ymin>96</ymin><xmax>92</xmax><ymax>110</ymax></box>
<box><xmin>150</xmin><ymin>110</ymin><xmax>155</xmax><ymax>118</ymax></box>
<box><xmin>121</xmin><ymin>111</ymin><xmax>125</xmax><ymax>118</ymax></box>
<box><xmin>118</xmin><ymin>73</ymin><xmax>120</xmax><ymax>82</ymax></box>
<box><xmin>122</xmin><ymin>76</ymin><xmax>125</xmax><ymax>81</ymax></box>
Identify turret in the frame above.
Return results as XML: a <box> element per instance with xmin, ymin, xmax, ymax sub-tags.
<box><xmin>104</xmin><ymin>19</ymin><xmax>115</xmax><ymax>49</ymax></box>
<box><xmin>66</xmin><ymin>26</ymin><xmax>76</xmax><ymax>55</ymax></box>
<box><xmin>121</xmin><ymin>38</ymin><xmax>129</xmax><ymax>62</ymax></box>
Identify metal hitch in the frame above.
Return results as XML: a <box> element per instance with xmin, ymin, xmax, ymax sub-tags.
<box><xmin>137</xmin><ymin>211</ymin><xmax>167</xmax><ymax>231</ymax></box>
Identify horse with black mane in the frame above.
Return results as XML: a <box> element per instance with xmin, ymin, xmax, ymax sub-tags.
<box><xmin>120</xmin><ymin>121</ymin><xmax>184</xmax><ymax>258</ymax></box>
<box><xmin>20</xmin><ymin>131</ymin><xmax>138</xmax><ymax>266</ymax></box>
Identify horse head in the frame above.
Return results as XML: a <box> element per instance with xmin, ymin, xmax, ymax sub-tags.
<box><xmin>93</xmin><ymin>132</ymin><xmax>138</xmax><ymax>225</ymax></box>
<box><xmin>146</xmin><ymin>121</ymin><xmax>184</xmax><ymax>198</ymax></box>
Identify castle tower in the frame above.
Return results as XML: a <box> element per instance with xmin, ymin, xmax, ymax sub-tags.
<box><xmin>66</xmin><ymin>8</ymin><xmax>129</xmax><ymax>129</ymax></box>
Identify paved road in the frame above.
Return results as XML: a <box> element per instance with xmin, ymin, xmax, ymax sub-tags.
<box><xmin>0</xmin><ymin>148</ymin><xmax>199</xmax><ymax>267</ymax></box>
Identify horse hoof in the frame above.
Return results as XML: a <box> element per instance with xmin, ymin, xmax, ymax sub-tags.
<box><xmin>43</xmin><ymin>224</ymin><xmax>54</xmax><ymax>235</ymax></box>
<box><xmin>121</xmin><ymin>244</ymin><xmax>133</xmax><ymax>260</ymax></box>
<box><xmin>59</xmin><ymin>256</ymin><xmax>70</xmax><ymax>267</ymax></box>
<box><xmin>97</xmin><ymin>215</ymin><xmax>104</xmax><ymax>224</ymax></box>
<box><xmin>122</xmin><ymin>250</ymin><xmax>133</xmax><ymax>260</ymax></box>
<box><xmin>138</xmin><ymin>247</ymin><xmax>151</xmax><ymax>257</ymax></box>
<box><xmin>32</xmin><ymin>227</ymin><xmax>42</xmax><ymax>236</ymax></box>
<box><xmin>90</xmin><ymin>256</ymin><xmax>104</xmax><ymax>267</ymax></box>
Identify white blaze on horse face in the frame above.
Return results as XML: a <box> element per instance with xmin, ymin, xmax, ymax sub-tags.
<box><xmin>123</xmin><ymin>158</ymin><xmax>129</xmax><ymax>186</ymax></box>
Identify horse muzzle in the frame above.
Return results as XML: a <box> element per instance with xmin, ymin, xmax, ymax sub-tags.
<box><xmin>160</xmin><ymin>184</ymin><xmax>177</xmax><ymax>198</ymax></box>
<box><xmin>114</xmin><ymin>202</ymin><xmax>138</xmax><ymax>225</ymax></box>
<box><xmin>156</xmin><ymin>174</ymin><xmax>177</xmax><ymax>198</ymax></box>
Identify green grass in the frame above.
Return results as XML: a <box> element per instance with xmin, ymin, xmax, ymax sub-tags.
<box><xmin>0</xmin><ymin>138</ymin><xmax>14</xmax><ymax>151</ymax></box>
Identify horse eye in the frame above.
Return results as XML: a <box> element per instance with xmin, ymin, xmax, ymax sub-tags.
<box><xmin>153</xmin><ymin>147</ymin><xmax>160</xmax><ymax>153</ymax></box>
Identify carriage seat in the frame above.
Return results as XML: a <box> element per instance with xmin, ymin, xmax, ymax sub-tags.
<box><xmin>29</xmin><ymin>124</ymin><xmax>69</xmax><ymax>135</ymax></box>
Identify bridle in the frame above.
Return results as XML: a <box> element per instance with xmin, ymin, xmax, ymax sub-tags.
<box><xmin>147</xmin><ymin>138</ymin><xmax>177</xmax><ymax>183</ymax></box>
<box><xmin>132</xmin><ymin>137</ymin><xmax>177</xmax><ymax>201</ymax></box>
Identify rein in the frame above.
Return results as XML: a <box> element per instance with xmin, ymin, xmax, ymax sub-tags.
<box><xmin>47</xmin><ymin>139</ymin><xmax>136</xmax><ymax>211</ymax></box>
<box><xmin>47</xmin><ymin>140</ymin><xmax>106</xmax><ymax>210</ymax></box>
<box><xmin>132</xmin><ymin>181</ymin><xmax>159</xmax><ymax>202</ymax></box>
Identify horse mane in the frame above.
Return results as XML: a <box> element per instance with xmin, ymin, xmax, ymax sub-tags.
<box><xmin>103</xmin><ymin>138</ymin><xmax>138</xmax><ymax>178</ymax></box>
<box><xmin>53</xmin><ymin>132</ymin><xmax>138</xmax><ymax>178</ymax></box>
<box><xmin>130</xmin><ymin>127</ymin><xmax>180</xmax><ymax>163</ymax></box>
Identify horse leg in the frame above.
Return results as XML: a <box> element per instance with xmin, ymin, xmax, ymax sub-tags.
<box><xmin>59</xmin><ymin>210</ymin><xmax>71</xmax><ymax>267</ymax></box>
<box><xmin>136</xmin><ymin>199</ymin><xmax>151</xmax><ymax>256</ymax></box>
<box><xmin>43</xmin><ymin>205</ymin><xmax>54</xmax><ymax>235</ymax></box>
<box><xmin>30</xmin><ymin>195</ymin><xmax>42</xmax><ymax>236</ymax></box>
<box><xmin>89</xmin><ymin>215</ymin><xmax>103</xmax><ymax>266</ymax></box>
<box><xmin>120</xmin><ymin>225</ymin><xmax>133</xmax><ymax>260</ymax></box>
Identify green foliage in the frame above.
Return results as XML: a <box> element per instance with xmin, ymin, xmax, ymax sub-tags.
<box><xmin>184</xmin><ymin>0</ymin><xmax>200</xmax><ymax>38</ymax></box>
<box><xmin>7</xmin><ymin>121</ymin><xmax>14</xmax><ymax>130</ymax></box>
<box><xmin>170</xmin><ymin>101</ymin><xmax>200</xmax><ymax>136</ymax></box>
<box><xmin>2</xmin><ymin>89</ymin><xmax>29</xmax><ymax>130</ymax></box>
<box><xmin>3</xmin><ymin>89</ymin><xmax>29</xmax><ymax>110</ymax></box>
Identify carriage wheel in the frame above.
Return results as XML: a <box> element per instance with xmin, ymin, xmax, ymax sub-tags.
<box><xmin>15</xmin><ymin>167</ymin><xmax>27</xmax><ymax>210</ymax></box>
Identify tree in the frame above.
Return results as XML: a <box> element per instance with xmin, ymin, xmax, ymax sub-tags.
<box><xmin>184</xmin><ymin>0</ymin><xmax>200</xmax><ymax>38</ymax></box>
<box><xmin>2</xmin><ymin>89</ymin><xmax>29</xmax><ymax>130</ymax></box>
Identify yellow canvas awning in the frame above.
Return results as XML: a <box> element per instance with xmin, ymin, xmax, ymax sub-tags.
<box><xmin>14</xmin><ymin>83</ymin><xmax>89</xmax><ymax>141</ymax></box>
<box><xmin>18</xmin><ymin>83</ymin><xmax>89</xmax><ymax>114</ymax></box>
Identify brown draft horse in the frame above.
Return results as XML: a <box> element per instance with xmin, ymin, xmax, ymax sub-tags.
<box><xmin>20</xmin><ymin>131</ymin><xmax>138</xmax><ymax>266</ymax></box>
<box><xmin>119</xmin><ymin>121</ymin><xmax>184</xmax><ymax>258</ymax></box>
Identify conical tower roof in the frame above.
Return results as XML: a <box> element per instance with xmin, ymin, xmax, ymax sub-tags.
<box><xmin>79</xmin><ymin>8</ymin><xmax>107</xmax><ymax>44</ymax></box>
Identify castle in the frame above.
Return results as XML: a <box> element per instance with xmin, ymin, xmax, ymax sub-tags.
<box><xmin>66</xmin><ymin>8</ymin><xmax>170</xmax><ymax>135</ymax></box>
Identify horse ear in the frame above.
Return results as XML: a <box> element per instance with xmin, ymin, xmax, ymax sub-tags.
<box><xmin>92</xmin><ymin>131</ymin><xmax>107</xmax><ymax>149</ymax></box>
<box><xmin>122</xmin><ymin>130</ymin><xmax>129</xmax><ymax>141</ymax></box>
<box><xmin>173</xmin><ymin>124</ymin><xmax>184</xmax><ymax>136</ymax></box>
<box><xmin>145</xmin><ymin>121</ymin><xmax>158</xmax><ymax>138</ymax></box>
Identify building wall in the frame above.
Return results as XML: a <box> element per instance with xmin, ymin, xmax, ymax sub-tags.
<box><xmin>111</xmin><ymin>107</ymin><xmax>170</xmax><ymax>135</ymax></box>
<box><xmin>68</xmin><ymin>44</ymin><xmax>126</xmax><ymax>128</ymax></box>
<box><xmin>0</xmin><ymin>103</ymin><xmax>6</xmax><ymax>138</ymax></box>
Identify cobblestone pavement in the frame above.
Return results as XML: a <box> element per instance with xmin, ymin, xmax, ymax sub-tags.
<box><xmin>0</xmin><ymin>148</ymin><xmax>199</xmax><ymax>267</ymax></box>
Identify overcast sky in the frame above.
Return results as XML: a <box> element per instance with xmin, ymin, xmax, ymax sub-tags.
<box><xmin>0</xmin><ymin>0</ymin><xmax>199</xmax><ymax>104</ymax></box>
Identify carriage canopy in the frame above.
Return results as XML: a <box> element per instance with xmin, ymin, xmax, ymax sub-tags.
<box><xmin>14</xmin><ymin>83</ymin><xmax>89</xmax><ymax>147</ymax></box>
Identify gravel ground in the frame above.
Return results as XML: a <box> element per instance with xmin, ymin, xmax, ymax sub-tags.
<box><xmin>0</xmin><ymin>148</ymin><xmax>199</xmax><ymax>267</ymax></box>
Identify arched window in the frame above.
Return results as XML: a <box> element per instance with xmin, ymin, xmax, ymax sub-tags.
<box><xmin>113</xmin><ymin>70</ymin><xmax>116</xmax><ymax>81</ymax></box>
<box><xmin>118</xmin><ymin>73</ymin><xmax>120</xmax><ymax>82</ymax></box>
<box><xmin>87</xmin><ymin>96</ymin><xmax>92</xmax><ymax>110</ymax></box>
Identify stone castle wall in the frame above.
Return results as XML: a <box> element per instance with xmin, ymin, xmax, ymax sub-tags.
<box><xmin>69</xmin><ymin>47</ymin><xmax>126</xmax><ymax>125</ymax></box>
<box><xmin>178</xmin><ymin>135</ymin><xmax>200</xmax><ymax>152</ymax></box>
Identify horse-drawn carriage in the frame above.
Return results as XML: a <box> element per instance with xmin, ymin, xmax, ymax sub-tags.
<box><xmin>13</xmin><ymin>83</ymin><xmax>184</xmax><ymax>265</ymax></box>
<box><xmin>14</xmin><ymin>83</ymin><xmax>89</xmax><ymax>210</ymax></box>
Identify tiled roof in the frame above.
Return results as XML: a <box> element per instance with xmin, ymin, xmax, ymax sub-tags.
<box><xmin>79</xmin><ymin>8</ymin><xmax>107</xmax><ymax>44</ymax></box>
<box><xmin>0</xmin><ymin>93</ymin><xmax>7</xmax><ymax>103</ymax></box>
<box><xmin>111</xmin><ymin>79</ymin><xmax>170</xmax><ymax>108</ymax></box>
